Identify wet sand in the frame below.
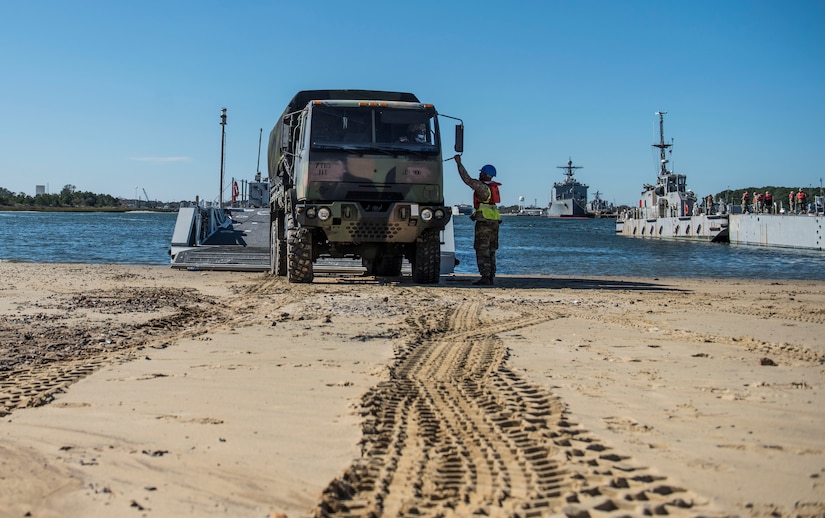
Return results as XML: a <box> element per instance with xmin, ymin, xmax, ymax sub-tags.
<box><xmin>1</xmin><ymin>263</ymin><xmax>823</xmax><ymax>517</ymax></box>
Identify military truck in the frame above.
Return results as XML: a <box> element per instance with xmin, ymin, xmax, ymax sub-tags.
<box><xmin>268</xmin><ymin>90</ymin><xmax>462</xmax><ymax>283</ymax></box>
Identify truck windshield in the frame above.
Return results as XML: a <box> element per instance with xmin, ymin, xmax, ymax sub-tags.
<box><xmin>309</xmin><ymin>106</ymin><xmax>439</xmax><ymax>155</ymax></box>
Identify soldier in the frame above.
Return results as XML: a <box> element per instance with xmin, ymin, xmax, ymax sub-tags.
<box><xmin>764</xmin><ymin>191</ymin><xmax>773</xmax><ymax>213</ymax></box>
<box><xmin>797</xmin><ymin>188</ymin><xmax>808</xmax><ymax>213</ymax></box>
<box><xmin>741</xmin><ymin>191</ymin><xmax>750</xmax><ymax>213</ymax></box>
<box><xmin>399</xmin><ymin>123</ymin><xmax>428</xmax><ymax>144</ymax></box>
<box><xmin>454</xmin><ymin>154</ymin><xmax>501</xmax><ymax>286</ymax></box>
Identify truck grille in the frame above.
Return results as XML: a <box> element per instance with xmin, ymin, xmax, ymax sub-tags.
<box><xmin>344</xmin><ymin>222</ymin><xmax>402</xmax><ymax>240</ymax></box>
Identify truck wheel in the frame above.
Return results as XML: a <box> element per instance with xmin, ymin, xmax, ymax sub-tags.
<box><xmin>374</xmin><ymin>255</ymin><xmax>403</xmax><ymax>277</ymax></box>
<box><xmin>270</xmin><ymin>212</ymin><xmax>287</xmax><ymax>276</ymax></box>
<box><xmin>287</xmin><ymin>215</ymin><xmax>314</xmax><ymax>283</ymax></box>
<box><xmin>411</xmin><ymin>229</ymin><xmax>440</xmax><ymax>284</ymax></box>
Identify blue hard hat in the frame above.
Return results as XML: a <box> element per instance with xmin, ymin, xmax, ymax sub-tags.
<box><xmin>480</xmin><ymin>164</ymin><xmax>497</xmax><ymax>177</ymax></box>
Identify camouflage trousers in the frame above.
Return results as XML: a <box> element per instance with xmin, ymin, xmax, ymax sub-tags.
<box><xmin>474</xmin><ymin>220</ymin><xmax>500</xmax><ymax>280</ymax></box>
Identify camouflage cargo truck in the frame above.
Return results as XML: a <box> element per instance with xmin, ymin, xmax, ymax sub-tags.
<box><xmin>268</xmin><ymin>90</ymin><xmax>461</xmax><ymax>283</ymax></box>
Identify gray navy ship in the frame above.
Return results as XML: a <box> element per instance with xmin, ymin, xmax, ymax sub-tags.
<box><xmin>547</xmin><ymin>159</ymin><xmax>590</xmax><ymax>218</ymax></box>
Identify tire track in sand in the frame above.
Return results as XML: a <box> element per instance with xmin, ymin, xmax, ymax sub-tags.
<box><xmin>0</xmin><ymin>293</ymin><xmax>229</xmax><ymax>417</ymax></box>
<box><xmin>0</xmin><ymin>361</ymin><xmax>104</xmax><ymax>417</ymax></box>
<box><xmin>315</xmin><ymin>298</ymin><xmax>722</xmax><ymax>517</ymax></box>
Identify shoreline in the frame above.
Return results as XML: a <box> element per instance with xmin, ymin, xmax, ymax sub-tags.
<box><xmin>0</xmin><ymin>206</ymin><xmax>175</xmax><ymax>213</ymax></box>
<box><xmin>1</xmin><ymin>263</ymin><xmax>823</xmax><ymax>516</ymax></box>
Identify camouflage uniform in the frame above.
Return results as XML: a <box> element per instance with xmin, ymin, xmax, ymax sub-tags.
<box><xmin>456</xmin><ymin>160</ymin><xmax>501</xmax><ymax>285</ymax></box>
<box><xmin>473</xmin><ymin>219</ymin><xmax>499</xmax><ymax>282</ymax></box>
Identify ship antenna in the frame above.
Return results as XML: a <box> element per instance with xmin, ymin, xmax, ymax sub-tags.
<box><xmin>256</xmin><ymin>128</ymin><xmax>263</xmax><ymax>176</ymax></box>
<box><xmin>653</xmin><ymin>111</ymin><xmax>671</xmax><ymax>176</ymax></box>
<box><xmin>557</xmin><ymin>157</ymin><xmax>582</xmax><ymax>181</ymax></box>
<box><xmin>219</xmin><ymin>107</ymin><xmax>227</xmax><ymax>207</ymax></box>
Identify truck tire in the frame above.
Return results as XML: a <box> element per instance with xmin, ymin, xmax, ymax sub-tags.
<box><xmin>287</xmin><ymin>214</ymin><xmax>314</xmax><ymax>283</ymax></box>
<box><xmin>411</xmin><ymin>229</ymin><xmax>440</xmax><ymax>284</ymax></box>
<box><xmin>270</xmin><ymin>211</ymin><xmax>287</xmax><ymax>276</ymax></box>
<box><xmin>374</xmin><ymin>255</ymin><xmax>403</xmax><ymax>277</ymax></box>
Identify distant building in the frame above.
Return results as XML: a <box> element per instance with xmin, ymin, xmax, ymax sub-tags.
<box><xmin>36</xmin><ymin>185</ymin><xmax>46</xmax><ymax>196</ymax></box>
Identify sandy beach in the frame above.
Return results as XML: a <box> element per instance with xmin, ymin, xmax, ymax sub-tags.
<box><xmin>1</xmin><ymin>263</ymin><xmax>823</xmax><ymax>517</ymax></box>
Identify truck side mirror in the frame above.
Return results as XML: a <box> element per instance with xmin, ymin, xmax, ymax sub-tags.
<box><xmin>454</xmin><ymin>124</ymin><xmax>464</xmax><ymax>153</ymax></box>
<box><xmin>279</xmin><ymin>116</ymin><xmax>291</xmax><ymax>151</ymax></box>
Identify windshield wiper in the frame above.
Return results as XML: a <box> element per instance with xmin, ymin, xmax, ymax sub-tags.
<box><xmin>382</xmin><ymin>146</ymin><xmax>433</xmax><ymax>158</ymax></box>
<box><xmin>311</xmin><ymin>143</ymin><xmax>367</xmax><ymax>155</ymax></box>
<box><xmin>313</xmin><ymin>143</ymin><xmax>434</xmax><ymax>159</ymax></box>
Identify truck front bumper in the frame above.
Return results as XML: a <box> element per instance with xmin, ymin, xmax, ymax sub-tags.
<box><xmin>296</xmin><ymin>202</ymin><xmax>451</xmax><ymax>243</ymax></box>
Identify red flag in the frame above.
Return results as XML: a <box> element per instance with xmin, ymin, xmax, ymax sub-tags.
<box><xmin>232</xmin><ymin>180</ymin><xmax>239</xmax><ymax>203</ymax></box>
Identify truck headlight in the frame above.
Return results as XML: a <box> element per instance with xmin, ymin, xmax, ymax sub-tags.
<box><xmin>318</xmin><ymin>207</ymin><xmax>331</xmax><ymax>221</ymax></box>
<box><xmin>434</xmin><ymin>209</ymin><xmax>445</xmax><ymax>220</ymax></box>
<box><xmin>421</xmin><ymin>208</ymin><xmax>434</xmax><ymax>221</ymax></box>
<box><xmin>306</xmin><ymin>207</ymin><xmax>317</xmax><ymax>219</ymax></box>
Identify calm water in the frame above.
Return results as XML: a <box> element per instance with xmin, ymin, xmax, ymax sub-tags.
<box><xmin>0</xmin><ymin>211</ymin><xmax>176</xmax><ymax>265</ymax></box>
<box><xmin>454</xmin><ymin>216</ymin><xmax>825</xmax><ymax>280</ymax></box>
<box><xmin>1</xmin><ymin>211</ymin><xmax>823</xmax><ymax>280</ymax></box>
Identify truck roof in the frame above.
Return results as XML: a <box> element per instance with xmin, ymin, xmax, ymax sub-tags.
<box><xmin>283</xmin><ymin>90</ymin><xmax>420</xmax><ymax>114</ymax></box>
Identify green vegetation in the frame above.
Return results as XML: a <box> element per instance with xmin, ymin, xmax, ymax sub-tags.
<box><xmin>1</xmin><ymin>185</ymin><xmax>128</xmax><ymax>210</ymax></box>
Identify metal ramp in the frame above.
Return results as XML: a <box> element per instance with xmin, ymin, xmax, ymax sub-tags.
<box><xmin>171</xmin><ymin>247</ymin><xmax>372</xmax><ymax>274</ymax></box>
<box><xmin>171</xmin><ymin>246</ymin><xmax>271</xmax><ymax>271</ymax></box>
<box><xmin>170</xmin><ymin>205</ymin><xmax>456</xmax><ymax>275</ymax></box>
<box><xmin>170</xmin><ymin>207</ymin><xmax>272</xmax><ymax>271</ymax></box>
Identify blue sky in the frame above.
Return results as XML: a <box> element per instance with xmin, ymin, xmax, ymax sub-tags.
<box><xmin>2</xmin><ymin>0</ymin><xmax>823</xmax><ymax>207</ymax></box>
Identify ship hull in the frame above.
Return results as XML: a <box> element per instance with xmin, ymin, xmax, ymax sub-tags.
<box><xmin>547</xmin><ymin>200</ymin><xmax>590</xmax><ymax>218</ymax></box>
<box><xmin>615</xmin><ymin>214</ymin><xmax>729</xmax><ymax>242</ymax></box>
<box><xmin>616</xmin><ymin>212</ymin><xmax>825</xmax><ymax>250</ymax></box>
<box><xmin>728</xmin><ymin>213</ymin><xmax>824</xmax><ymax>250</ymax></box>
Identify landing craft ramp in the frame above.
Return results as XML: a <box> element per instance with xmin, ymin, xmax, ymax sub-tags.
<box><xmin>170</xmin><ymin>206</ymin><xmax>457</xmax><ymax>275</ymax></box>
<box><xmin>170</xmin><ymin>208</ymin><xmax>271</xmax><ymax>271</ymax></box>
<box><xmin>172</xmin><ymin>247</ymin><xmax>272</xmax><ymax>271</ymax></box>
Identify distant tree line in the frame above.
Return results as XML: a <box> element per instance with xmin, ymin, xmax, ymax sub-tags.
<box><xmin>0</xmin><ymin>184</ymin><xmax>123</xmax><ymax>209</ymax></box>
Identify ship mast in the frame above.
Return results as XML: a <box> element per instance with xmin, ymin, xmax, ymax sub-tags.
<box><xmin>652</xmin><ymin>111</ymin><xmax>671</xmax><ymax>177</ymax></box>
<box><xmin>219</xmin><ymin>107</ymin><xmax>227</xmax><ymax>207</ymax></box>
<box><xmin>557</xmin><ymin>158</ymin><xmax>582</xmax><ymax>182</ymax></box>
